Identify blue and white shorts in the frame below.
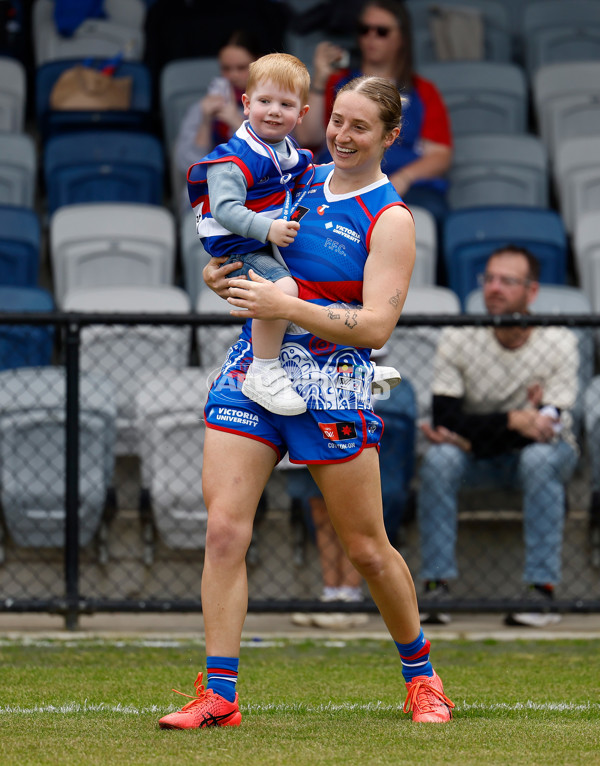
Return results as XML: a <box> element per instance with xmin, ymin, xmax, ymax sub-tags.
<box><xmin>204</xmin><ymin>373</ymin><xmax>383</xmax><ymax>465</ymax></box>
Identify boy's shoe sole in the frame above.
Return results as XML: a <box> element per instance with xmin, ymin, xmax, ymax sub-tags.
<box><xmin>371</xmin><ymin>365</ymin><xmax>402</xmax><ymax>395</ymax></box>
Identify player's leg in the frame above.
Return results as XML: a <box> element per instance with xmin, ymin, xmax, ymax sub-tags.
<box><xmin>159</xmin><ymin>429</ymin><xmax>277</xmax><ymax>729</ymax></box>
<box><xmin>310</xmin><ymin>448</ymin><xmax>454</xmax><ymax>722</ymax></box>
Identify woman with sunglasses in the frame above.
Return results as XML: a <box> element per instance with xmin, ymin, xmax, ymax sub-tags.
<box><xmin>295</xmin><ymin>0</ymin><xmax>452</xmax><ymax>280</ymax></box>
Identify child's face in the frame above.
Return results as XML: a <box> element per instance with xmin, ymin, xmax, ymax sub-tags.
<box><xmin>242</xmin><ymin>79</ymin><xmax>308</xmax><ymax>144</ymax></box>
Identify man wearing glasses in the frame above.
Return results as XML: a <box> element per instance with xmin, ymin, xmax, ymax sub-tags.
<box><xmin>417</xmin><ymin>245</ymin><xmax>579</xmax><ymax>628</ymax></box>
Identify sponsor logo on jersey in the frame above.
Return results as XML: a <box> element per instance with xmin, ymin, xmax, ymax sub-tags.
<box><xmin>324</xmin><ymin>237</ymin><xmax>346</xmax><ymax>256</ymax></box>
<box><xmin>319</xmin><ymin>421</ymin><xmax>357</xmax><ymax>440</ymax></box>
<box><xmin>317</xmin><ymin>204</ymin><xmax>329</xmax><ymax>215</ymax></box>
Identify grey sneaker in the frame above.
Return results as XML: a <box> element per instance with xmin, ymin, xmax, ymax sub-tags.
<box><xmin>419</xmin><ymin>580</ymin><xmax>452</xmax><ymax>625</ymax></box>
<box><xmin>505</xmin><ymin>585</ymin><xmax>562</xmax><ymax>628</ymax></box>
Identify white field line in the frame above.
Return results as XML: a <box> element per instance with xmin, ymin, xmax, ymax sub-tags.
<box><xmin>1</xmin><ymin>700</ymin><xmax>599</xmax><ymax>716</ymax></box>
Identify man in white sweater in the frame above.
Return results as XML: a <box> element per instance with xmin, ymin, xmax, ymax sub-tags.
<box><xmin>417</xmin><ymin>246</ymin><xmax>579</xmax><ymax>627</ymax></box>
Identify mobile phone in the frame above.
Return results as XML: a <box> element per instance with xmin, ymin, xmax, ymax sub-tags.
<box><xmin>334</xmin><ymin>50</ymin><xmax>350</xmax><ymax>69</ymax></box>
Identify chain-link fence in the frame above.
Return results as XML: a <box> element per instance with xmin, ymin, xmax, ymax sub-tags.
<box><xmin>0</xmin><ymin>310</ymin><xmax>599</xmax><ymax>628</ymax></box>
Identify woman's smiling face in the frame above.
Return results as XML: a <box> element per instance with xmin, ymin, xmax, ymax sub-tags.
<box><xmin>326</xmin><ymin>90</ymin><xmax>393</xmax><ymax>171</ymax></box>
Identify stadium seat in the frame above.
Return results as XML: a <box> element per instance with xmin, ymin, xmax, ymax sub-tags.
<box><xmin>0</xmin><ymin>286</ymin><xmax>55</xmax><ymax>371</ymax></box>
<box><xmin>0</xmin><ymin>366</ymin><xmax>117</xmax><ymax>548</ymax></box>
<box><xmin>443</xmin><ymin>206</ymin><xmax>568</xmax><ymax>307</ymax></box>
<box><xmin>36</xmin><ymin>58</ymin><xmax>153</xmax><ymax>141</ymax></box>
<box><xmin>63</xmin><ymin>285</ymin><xmax>192</xmax><ymax>454</ymax></box>
<box><xmin>0</xmin><ymin>205</ymin><xmax>41</xmax><ymax>287</ymax></box>
<box><xmin>180</xmin><ymin>208</ymin><xmax>211</xmax><ymax>307</ymax></box>
<box><xmin>448</xmin><ymin>133</ymin><xmax>549</xmax><ymax>210</ymax></box>
<box><xmin>419</xmin><ymin>61</ymin><xmax>528</xmax><ymax>135</ymax></box>
<box><xmin>554</xmin><ymin>136</ymin><xmax>600</xmax><ymax>235</ymax></box>
<box><xmin>32</xmin><ymin>0</ymin><xmax>145</xmax><ymax>67</ymax></box>
<box><xmin>523</xmin><ymin>0</ymin><xmax>600</xmax><ymax>76</ymax></box>
<box><xmin>44</xmin><ymin>130</ymin><xmax>164</xmax><ymax>214</ymax></box>
<box><xmin>160</xmin><ymin>57</ymin><xmax>221</xmax><ymax>154</ymax></box>
<box><xmin>406</xmin><ymin>0</ymin><xmax>512</xmax><ymax>65</ymax></box>
<box><xmin>532</xmin><ymin>61</ymin><xmax>600</xmax><ymax>158</ymax></box>
<box><xmin>411</xmin><ymin>205</ymin><xmax>437</xmax><ymax>287</ymax></box>
<box><xmin>384</xmin><ymin>285</ymin><xmax>461</xmax><ymax>453</ymax></box>
<box><xmin>50</xmin><ymin>202</ymin><xmax>176</xmax><ymax>308</ymax></box>
<box><xmin>195</xmin><ymin>287</ymin><xmax>243</xmax><ymax>373</ymax></box>
<box><xmin>574</xmin><ymin>211</ymin><xmax>600</xmax><ymax>312</ymax></box>
<box><xmin>0</xmin><ymin>133</ymin><xmax>37</xmax><ymax>208</ymax></box>
<box><xmin>583</xmin><ymin>376</ymin><xmax>600</xmax><ymax>503</ymax></box>
<box><xmin>135</xmin><ymin>368</ymin><xmax>213</xmax><ymax>558</ymax></box>
<box><xmin>0</xmin><ymin>56</ymin><xmax>26</xmax><ymax>133</ymax></box>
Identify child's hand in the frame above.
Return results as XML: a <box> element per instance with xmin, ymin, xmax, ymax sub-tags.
<box><xmin>267</xmin><ymin>219</ymin><xmax>300</xmax><ymax>247</ymax></box>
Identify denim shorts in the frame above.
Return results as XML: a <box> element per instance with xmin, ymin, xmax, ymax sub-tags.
<box><xmin>222</xmin><ymin>249</ymin><xmax>291</xmax><ymax>283</ymax></box>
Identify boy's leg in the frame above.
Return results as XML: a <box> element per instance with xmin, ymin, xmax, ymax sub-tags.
<box><xmin>243</xmin><ymin>275</ymin><xmax>307</xmax><ymax>415</ymax></box>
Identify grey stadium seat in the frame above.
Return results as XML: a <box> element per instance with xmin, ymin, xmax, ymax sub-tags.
<box><xmin>63</xmin><ymin>285</ymin><xmax>192</xmax><ymax>454</ymax></box>
<box><xmin>50</xmin><ymin>202</ymin><xmax>176</xmax><ymax>308</ymax></box>
<box><xmin>0</xmin><ymin>366</ymin><xmax>116</xmax><ymax>548</ymax></box>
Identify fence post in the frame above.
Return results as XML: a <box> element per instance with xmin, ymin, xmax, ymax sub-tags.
<box><xmin>64</xmin><ymin>320</ymin><xmax>80</xmax><ymax>631</ymax></box>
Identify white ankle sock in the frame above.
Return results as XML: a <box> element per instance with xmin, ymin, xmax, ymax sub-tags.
<box><xmin>250</xmin><ymin>357</ymin><xmax>281</xmax><ymax>375</ymax></box>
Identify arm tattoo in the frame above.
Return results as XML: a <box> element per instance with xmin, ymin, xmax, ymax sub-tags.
<box><xmin>389</xmin><ymin>289</ymin><xmax>403</xmax><ymax>308</ymax></box>
<box><xmin>323</xmin><ymin>302</ymin><xmax>361</xmax><ymax>329</ymax></box>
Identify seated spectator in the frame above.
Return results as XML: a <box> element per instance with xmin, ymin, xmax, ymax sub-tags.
<box><xmin>173</xmin><ymin>29</ymin><xmax>262</xmax><ymax>215</ymax></box>
<box><xmin>417</xmin><ymin>246</ymin><xmax>580</xmax><ymax>628</ymax></box>
<box><xmin>294</xmin><ymin>0</ymin><xmax>452</xmax><ymax>281</ymax></box>
<box><xmin>289</xmin><ymin>468</ymin><xmax>368</xmax><ymax>630</ymax></box>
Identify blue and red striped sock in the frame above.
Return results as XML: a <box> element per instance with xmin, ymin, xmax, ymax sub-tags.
<box><xmin>206</xmin><ymin>656</ymin><xmax>239</xmax><ymax>702</ymax></box>
<box><xmin>395</xmin><ymin>629</ymin><xmax>433</xmax><ymax>683</ymax></box>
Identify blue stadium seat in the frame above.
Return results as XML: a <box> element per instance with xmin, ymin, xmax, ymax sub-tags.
<box><xmin>44</xmin><ymin>130</ymin><xmax>164</xmax><ymax>214</ymax></box>
<box><xmin>0</xmin><ymin>205</ymin><xmax>41</xmax><ymax>286</ymax></box>
<box><xmin>0</xmin><ymin>286</ymin><xmax>55</xmax><ymax>371</ymax></box>
<box><xmin>35</xmin><ymin>59</ymin><xmax>153</xmax><ymax>141</ymax></box>
<box><xmin>443</xmin><ymin>206</ymin><xmax>568</xmax><ymax>307</ymax></box>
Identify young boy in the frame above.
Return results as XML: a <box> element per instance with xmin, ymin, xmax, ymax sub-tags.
<box><xmin>187</xmin><ymin>53</ymin><xmax>313</xmax><ymax>416</ymax></box>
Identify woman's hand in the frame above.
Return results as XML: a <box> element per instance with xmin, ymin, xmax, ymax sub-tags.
<box><xmin>203</xmin><ymin>256</ymin><xmax>243</xmax><ymax>298</ymax></box>
<box><xmin>313</xmin><ymin>41</ymin><xmax>347</xmax><ymax>88</ymax></box>
<box><xmin>227</xmin><ymin>269</ymin><xmax>288</xmax><ymax>319</ymax></box>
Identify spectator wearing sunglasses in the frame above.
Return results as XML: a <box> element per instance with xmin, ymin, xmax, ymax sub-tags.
<box><xmin>295</xmin><ymin>0</ymin><xmax>452</xmax><ymax>282</ymax></box>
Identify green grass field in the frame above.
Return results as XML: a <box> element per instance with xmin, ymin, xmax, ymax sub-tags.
<box><xmin>1</xmin><ymin>636</ymin><xmax>599</xmax><ymax>766</ymax></box>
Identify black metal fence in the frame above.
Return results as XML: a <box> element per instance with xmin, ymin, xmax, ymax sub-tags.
<box><xmin>1</xmin><ymin>310</ymin><xmax>599</xmax><ymax>629</ymax></box>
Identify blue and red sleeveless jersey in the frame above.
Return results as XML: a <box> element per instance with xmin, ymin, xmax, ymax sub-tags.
<box><xmin>219</xmin><ymin>163</ymin><xmax>409</xmax><ymax>410</ymax></box>
<box><xmin>186</xmin><ymin>121</ymin><xmax>313</xmax><ymax>258</ymax></box>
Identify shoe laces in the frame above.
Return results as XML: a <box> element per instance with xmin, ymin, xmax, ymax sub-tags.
<box><xmin>403</xmin><ymin>676</ymin><xmax>455</xmax><ymax>715</ymax></box>
<box><xmin>171</xmin><ymin>672</ymin><xmax>214</xmax><ymax>711</ymax></box>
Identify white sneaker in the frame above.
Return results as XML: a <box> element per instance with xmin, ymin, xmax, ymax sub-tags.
<box><xmin>371</xmin><ymin>365</ymin><xmax>402</xmax><ymax>395</ymax></box>
<box><xmin>504</xmin><ymin>612</ymin><xmax>562</xmax><ymax>628</ymax></box>
<box><xmin>311</xmin><ymin>612</ymin><xmax>370</xmax><ymax>629</ymax></box>
<box><xmin>291</xmin><ymin>613</ymin><xmax>315</xmax><ymax>627</ymax></box>
<box><xmin>242</xmin><ymin>363</ymin><xmax>307</xmax><ymax>416</ymax></box>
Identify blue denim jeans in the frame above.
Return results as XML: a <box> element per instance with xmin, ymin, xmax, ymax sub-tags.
<box><xmin>417</xmin><ymin>441</ymin><xmax>578</xmax><ymax>585</ymax></box>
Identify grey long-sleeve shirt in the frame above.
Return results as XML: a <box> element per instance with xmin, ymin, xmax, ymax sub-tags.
<box><xmin>206</xmin><ymin>137</ymin><xmax>290</xmax><ymax>244</ymax></box>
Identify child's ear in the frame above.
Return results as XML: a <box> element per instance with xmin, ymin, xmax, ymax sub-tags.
<box><xmin>241</xmin><ymin>93</ymin><xmax>251</xmax><ymax>115</ymax></box>
<box><xmin>296</xmin><ymin>104</ymin><xmax>310</xmax><ymax>123</ymax></box>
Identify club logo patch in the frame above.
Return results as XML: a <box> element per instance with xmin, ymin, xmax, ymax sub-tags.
<box><xmin>319</xmin><ymin>421</ymin><xmax>357</xmax><ymax>441</ymax></box>
<box><xmin>290</xmin><ymin>205</ymin><xmax>309</xmax><ymax>223</ymax></box>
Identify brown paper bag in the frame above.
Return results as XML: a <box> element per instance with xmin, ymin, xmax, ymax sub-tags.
<box><xmin>50</xmin><ymin>65</ymin><xmax>133</xmax><ymax>111</ymax></box>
